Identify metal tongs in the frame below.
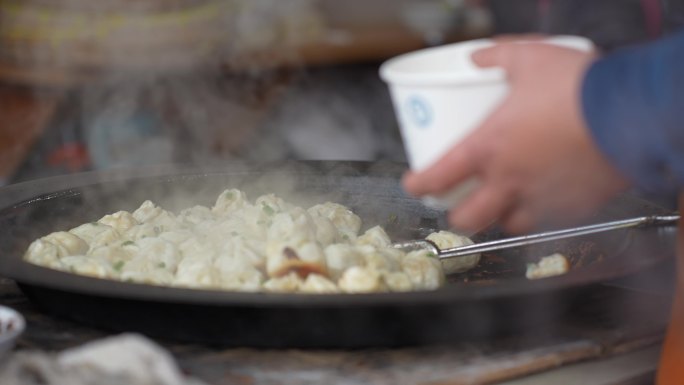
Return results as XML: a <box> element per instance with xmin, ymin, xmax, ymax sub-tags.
<box><xmin>393</xmin><ymin>214</ymin><xmax>680</xmax><ymax>260</ymax></box>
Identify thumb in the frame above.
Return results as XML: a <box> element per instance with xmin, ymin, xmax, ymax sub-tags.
<box><xmin>471</xmin><ymin>43</ymin><xmax>516</xmax><ymax>69</ymax></box>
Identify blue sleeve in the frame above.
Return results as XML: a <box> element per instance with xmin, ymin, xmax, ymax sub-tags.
<box><xmin>582</xmin><ymin>30</ymin><xmax>684</xmax><ymax>196</ymax></box>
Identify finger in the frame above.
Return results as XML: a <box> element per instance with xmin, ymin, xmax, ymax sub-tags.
<box><xmin>448</xmin><ymin>184</ymin><xmax>514</xmax><ymax>233</ymax></box>
<box><xmin>402</xmin><ymin>137</ymin><xmax>480</xmax><ymax>197</ymax></box>
<box><xmin>405</xmin><ymin>90</ymin><xmax>517</xmax><ymax>198</ymax></box>
<box><xmin>501</xmin><ymin>207</ymin><xmax>536</xmax><ymax>234</ymax></box>
<box><xmin>471</xmin><ymin>43</ymin><xmax>517</xmax><ymax>69</ymax></box>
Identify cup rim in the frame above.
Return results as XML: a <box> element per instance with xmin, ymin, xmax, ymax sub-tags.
<box><xmin>380</xmin><ymin>35</ymin><xmax>593</xmax><ymax>87</ymax></box>
<box><xmin>380</xmin><ymin>39</ymin><xmax>503</xmax><ymax>87</ymax></box>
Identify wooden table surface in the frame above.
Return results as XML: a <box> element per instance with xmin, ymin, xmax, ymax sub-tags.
<box><xmin>0</xmin><ymin>271</ymin><xmax>672</xmax><ymax>385</ymax></box>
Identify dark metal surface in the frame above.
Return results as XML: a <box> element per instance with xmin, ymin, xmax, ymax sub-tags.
<box><xmin>0</xmin><ymin>275</ymin><xmax>671</xmax><ymax>384</ymax></box>
<box><xmin>0</xmin><ymin>162</ymin><xmax>677</xmax><ymax>347</ymax></box>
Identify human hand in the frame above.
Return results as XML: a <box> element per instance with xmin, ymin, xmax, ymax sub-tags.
<box><xmin>403</xmin><ymin>41</ymin><xmax>629</xmax><ymax>233</ymax></box>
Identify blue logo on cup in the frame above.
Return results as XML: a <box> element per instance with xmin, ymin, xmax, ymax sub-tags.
<box><xmin>406</xmin><ymin>96</ymin><xmax>433</xmax><ymax>128</ymax></box>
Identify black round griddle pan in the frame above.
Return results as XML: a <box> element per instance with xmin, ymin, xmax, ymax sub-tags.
<box><xmin>0</xmin><ymin>162</ymin><xmax>677</xmax><ymax>348</ymax></box>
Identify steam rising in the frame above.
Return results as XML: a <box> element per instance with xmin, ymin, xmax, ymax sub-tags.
<box><xmin>2</xmin><ymin>0</ymin><xmax>329</xmax><ymax>169</ymax></box>
<box><xmin>0</xmin><ymin>2</ymin><xmax>672</xmax><ymax>356</ymax></box>
<box><xmin>1</xmin><ymin>0</ymin><xmax>323</xmax><ymax>72</ymax></box>
<box><xmin>2</xmin><ymin>0</ymin><xmax>408</xmax><ymax>178</ymax></box>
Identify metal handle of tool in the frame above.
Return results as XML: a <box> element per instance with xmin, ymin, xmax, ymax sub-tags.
<box><xmin>436</xmin><ymin>214</ymin><xmax>680</xmax><ymax>260</ymax></box>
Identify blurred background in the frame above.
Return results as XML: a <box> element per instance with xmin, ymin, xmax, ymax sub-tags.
<box><xmin>0</xmin><ymin>3</ymin><xmax>682</xmax><ymax>382</ymax></box>
<box><xmin>0</xmin><ymin>0</ymin><xmax>674</xmax><ymax>185</ymax></box>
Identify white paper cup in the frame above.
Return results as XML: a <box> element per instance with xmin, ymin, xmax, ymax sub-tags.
<box><xmin>380</xmin><ymin>35</ymin><xmax>593</xmax><ymax>209</ymax></box>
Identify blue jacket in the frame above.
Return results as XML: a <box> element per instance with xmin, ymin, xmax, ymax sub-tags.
<box><xmin>583</xmin><ymin>30</ymin><xmax>684</xmax><ymax>197</ymax></box>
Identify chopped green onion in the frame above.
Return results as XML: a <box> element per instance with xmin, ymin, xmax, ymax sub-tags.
<box><xmin>122</xmin><ymin>241</ymin><xmax>135</xmax><ymax>247</ymax></box>
<box><xmin>157</xmin><ymin>262</ymin><xmax>166</xmax><ymax>269</ymax></box>
<box><xmin>425</xmin><ymin>252</ymin><xmax>437</xmax><ymax>259</ymax></box>
<box><xmin>113</xmin><ymin>261</ymin><xmax>125</xmax><ymax>271</ymax></box>
<box><xmin>224</xmin><ymin>191</ymin><xmax>234</xmax><ymax>200</ymax></box>
<box><xmin>262</xmin><ymin>204</ymin><xmax>275</xmax><ymax>216</ymax></box>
